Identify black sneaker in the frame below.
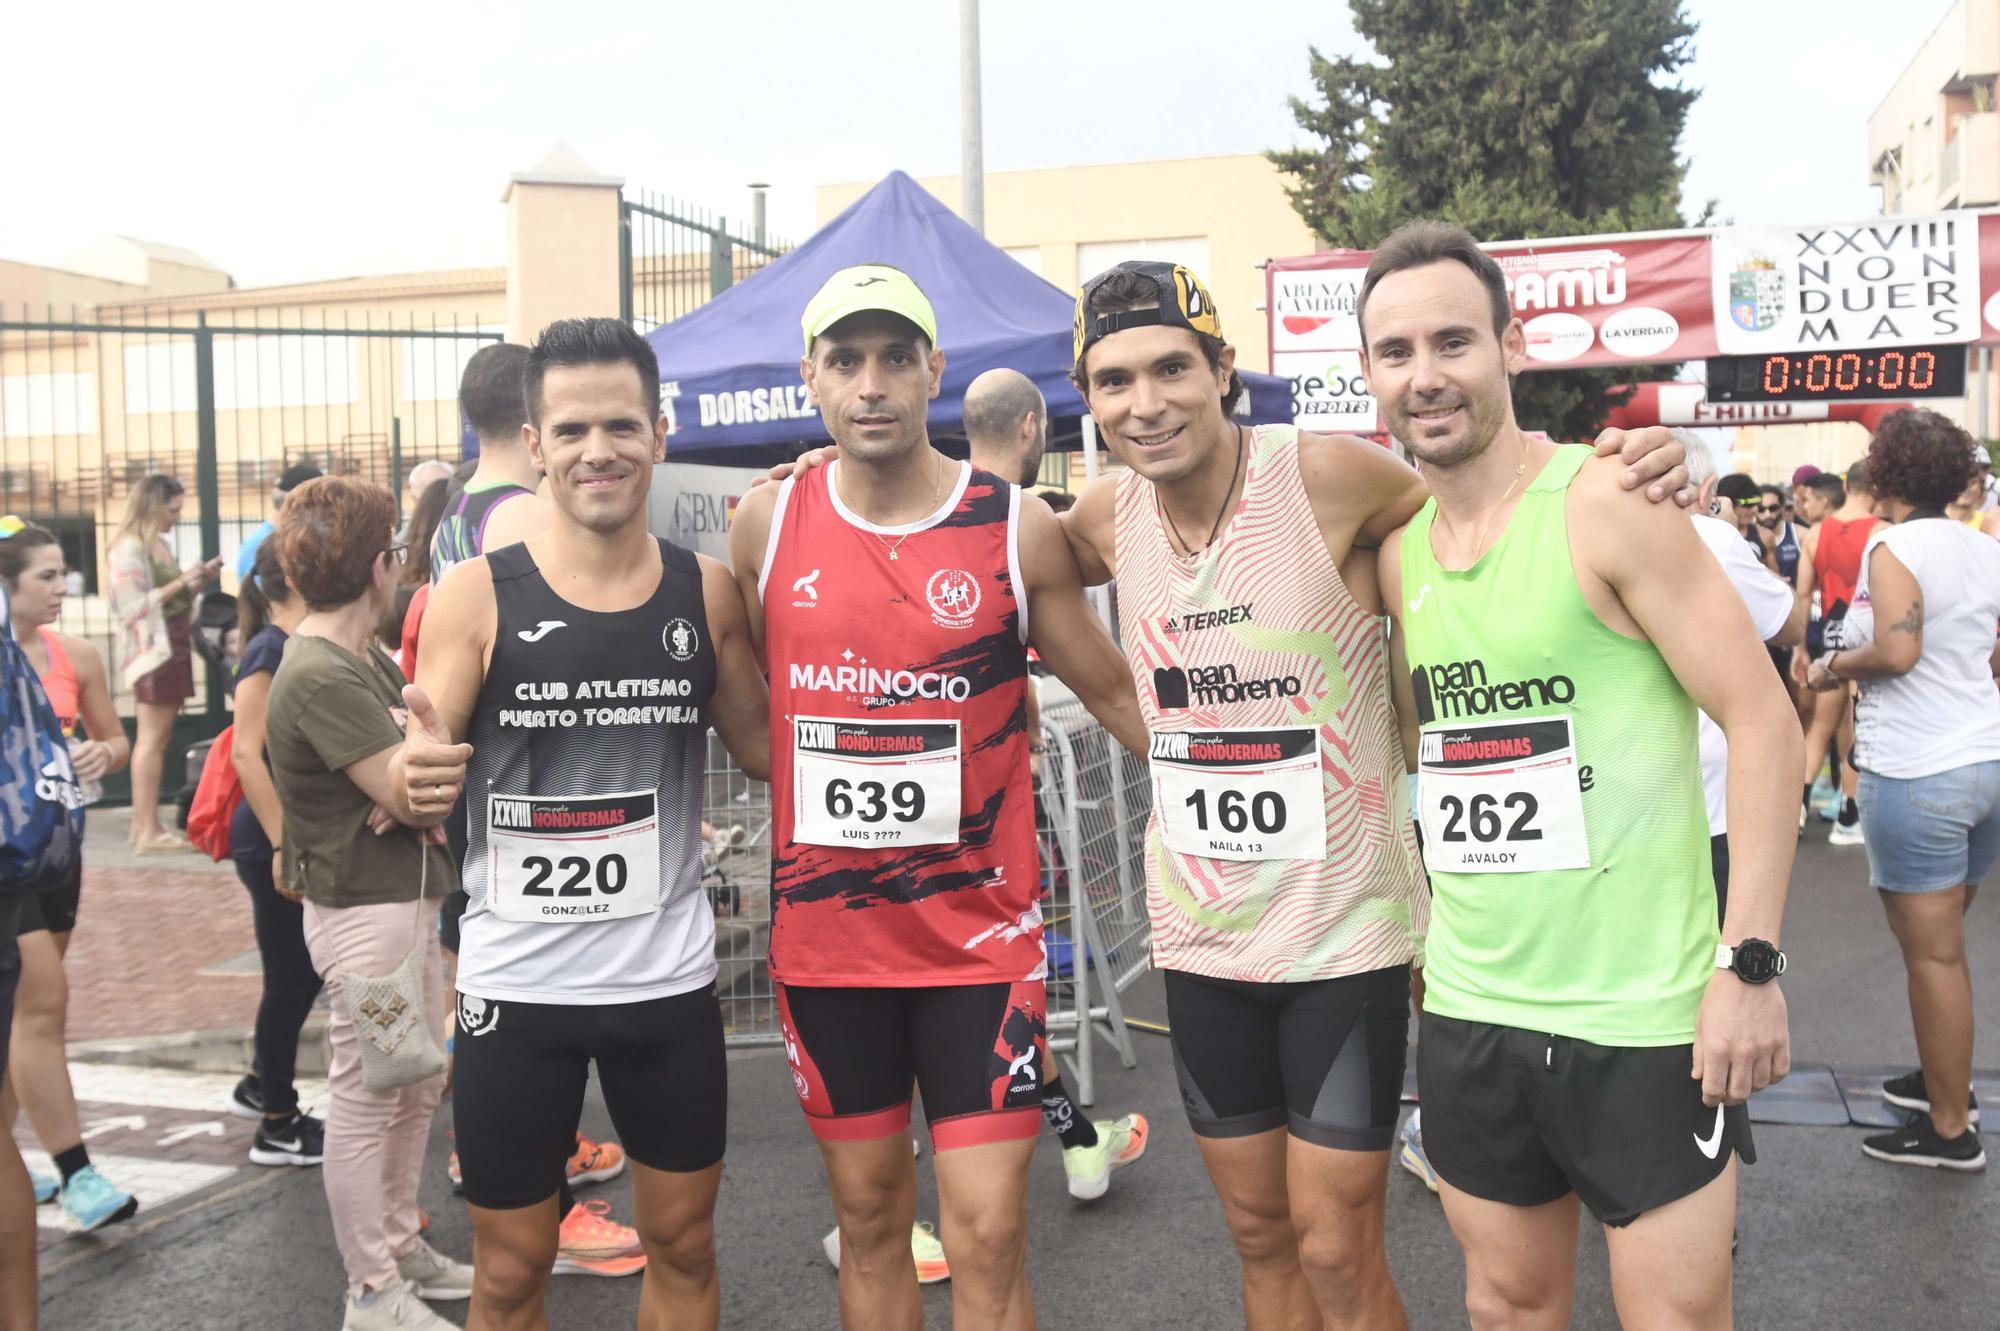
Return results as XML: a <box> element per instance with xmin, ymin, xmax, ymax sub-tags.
<box><xmin>1861</xmin><ymin>1113</ymin><xmax>1987</xmax><ymax>1171</ymax></box>
<box><xmin>1881</xmin><ymin>1070</ymin><xmax>1981</xmax><ymax>1124</ymax></box>
<box><xmin>249</xmin><ymin>1111</ymin><xmax>325</xmax><ymax>1167</ymax></box>
<box><xmin>227</xmin><ymin>1074</ymin><xmax>265</xmax><ymax>1121</ymax></box>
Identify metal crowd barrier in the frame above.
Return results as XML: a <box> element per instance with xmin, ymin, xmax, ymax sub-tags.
<box><xmin>699</xmin><ymin>682</ymin><xmax>1156</xmax><ymax>1106</ymax></box>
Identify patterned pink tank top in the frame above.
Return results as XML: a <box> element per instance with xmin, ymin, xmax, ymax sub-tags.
<box><xmin>1113</xmin><ymin>425</ymin><xmax>1426</xmax><ymax>982</ymax></box>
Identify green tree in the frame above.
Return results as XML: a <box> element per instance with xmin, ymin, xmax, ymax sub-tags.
<box><xmin>1270</xmin><ymin>0</ymin><xmax>1702</xmax><ymax>440</ymax></box>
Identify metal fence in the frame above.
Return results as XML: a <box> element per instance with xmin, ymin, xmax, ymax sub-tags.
<box><xmin>620</xmin><ymin>189</ymin><xmax>790</xmax><ymax>333</ymax></box>
<box><xmin>697</xmin><ymin>681</ymin><xmax>1154</xmax><ymax>1105</ymax></box>
<box><xmin>0</xmin><ymin>304</ymin><xmax>500</xmax><ymax>795</ymax></box>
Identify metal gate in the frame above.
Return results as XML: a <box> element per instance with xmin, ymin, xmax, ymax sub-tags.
<box><xmin>0</xmin><ymin>303</ymin><xmax>500</xmax><ymax>795</ymax></box>
<box><xmin>619</xmin><ymin>190</ymin><xmax>790</xmax><ymax>333</ymax></box>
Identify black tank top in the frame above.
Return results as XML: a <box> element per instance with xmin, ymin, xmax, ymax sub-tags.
<box><xmin>431</xmin><ymin>482</ymin><xmax>534</xmax><ymax>584</ymax></box>
<box><xmin>456</xmin><ymin>538</ymin><xmax>718</xmax><ymax>1004</ymax></box>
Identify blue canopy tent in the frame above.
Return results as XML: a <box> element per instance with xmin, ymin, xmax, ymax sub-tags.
<box><xmin>645</xmin><ymin>170</ymin><xmax>1294</xmax><ymax>467</ymax></box>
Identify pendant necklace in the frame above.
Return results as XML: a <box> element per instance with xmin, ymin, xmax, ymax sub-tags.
<box><xmin>872</xmin><ymin>455</ymin><xmax>946</xmax><ymax>561</ymax></box>
<box><xmin>1158</xmin><ymin>425</ymin><xmax>1245</xmax><ymax>561</ymax></box>
<box><xmin>1458</xmin><ymin>433</ymin><xmax>1531</xmax><ymax>564</ymax></box>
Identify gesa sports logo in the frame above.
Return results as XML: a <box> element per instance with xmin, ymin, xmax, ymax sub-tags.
<box><xmin>1410</xmin><ymin>658</ymin><xmax>1577</xmax><ymax>725</ymax></box>
<box><xmin>789</xmin><ymin>656</ymin><xmax>973</xmax><ymax>703</ymax></box>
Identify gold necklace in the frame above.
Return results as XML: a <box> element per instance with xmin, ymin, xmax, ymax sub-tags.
<box><xmin>872</xmin><ymin>455</ymin><xmax>947</xmax><ymax>561</ymax></box>
<box><xmin>1459</xmin><ymin>433</ymin><xmax>1531</xmax><ymax>564</ymax></box>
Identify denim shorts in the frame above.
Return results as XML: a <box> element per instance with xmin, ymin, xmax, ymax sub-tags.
<box><xmin>1858</xmin><ymin>761</ymin><xmax>2000</xmax><ymax>893</ymax></box>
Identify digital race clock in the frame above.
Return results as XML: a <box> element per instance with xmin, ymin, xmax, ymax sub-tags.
<box><xmin>1706</xmin><ymin>344</ymin><xmax>1966</xmax><ymax>403</ymax></box>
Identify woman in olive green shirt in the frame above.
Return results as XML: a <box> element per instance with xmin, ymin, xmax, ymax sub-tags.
<box><xmin>263</xmin><ymin>476</ymin><xmax>472</xmax><ymax>1330</ymax></box>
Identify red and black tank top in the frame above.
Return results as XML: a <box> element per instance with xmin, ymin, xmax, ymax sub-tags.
<box><xmin>1814</xmin><ymin>515</ymin><xmax>1880</xmax><ymax>619</ymax></box>
<box><xmin>761</xmin><ymin>460</ymin><xmax>1036</xmax><ymax>988</ymax></box>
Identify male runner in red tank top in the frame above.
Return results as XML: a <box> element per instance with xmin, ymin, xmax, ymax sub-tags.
<box><xmin>1798</xmin><ymin>460</ymin><xmax>1879</xmax><ymax>841</ymax></box>
<box><xmin>729</xmin><ymin>265</ymin><xmax>1146</xmax><ymax>1331</ymax></box>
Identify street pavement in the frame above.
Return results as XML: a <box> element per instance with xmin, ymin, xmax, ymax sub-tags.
<box><xmin>18</xmin><ymin>817</ymin><xmax>2000</xmax><ymax>1329</ymax></box>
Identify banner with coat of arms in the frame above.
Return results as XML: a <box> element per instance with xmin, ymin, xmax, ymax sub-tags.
<box><xmin>1266</xmin><ymin>209</ymin><xmax>2000</xmax><ymax>396</ymax></box>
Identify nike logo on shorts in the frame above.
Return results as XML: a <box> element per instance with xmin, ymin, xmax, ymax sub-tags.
<box><xmin>517</xmin><ymin>620</ymin><xmax>568</xmax><ymax>642</ymax></box>
<box><xmin>1693</xmin><ymin>1103</ymin><xmax>1725</xmax><ymax>1159</ymax></box>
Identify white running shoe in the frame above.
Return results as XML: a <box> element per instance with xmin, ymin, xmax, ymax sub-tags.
<box><xmin>395</xmin><ymin>1238</ymin><xmax>474</xmax><ymax>1301</ymax></box>
<box><xmin>1828</xmin><ymin>819</ymin><xmax>1866</xmax><ymax>847</ymax></box>
<box><xmin>340</xmin><ymin>1278</ymin><xmax>460</xmax><ymax>1330</ymax></box>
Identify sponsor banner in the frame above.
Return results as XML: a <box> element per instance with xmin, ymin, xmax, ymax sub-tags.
<box><xmin>1711</xmin><ymin>212</ymin><xmax>1981</xmax><ymax>355</ymax></box>
<box><xmin>1265</xmin><ymin>234</ymin><xmax>1712</xmax><ymax>375</ymax></box>
<box><xmin>1269</xmin><ymin>267</ymin><xmax>1366</xmax><ymax>352</ymax></box>
<box><xmin>646</xmin><ymin>461</ymin><xmax>763</xmax><ymax>563</ymax></box>
<box><xmin>1271</xmin><ymin>350</ymin><xmax>1377</xmax><ymax>432</ymax></box>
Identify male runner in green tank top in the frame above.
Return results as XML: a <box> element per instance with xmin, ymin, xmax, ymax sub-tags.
<box><xmin>1368</xmin><ymin>221</ymin><xmax>1799</xmax><ymax>1331</ymax></box>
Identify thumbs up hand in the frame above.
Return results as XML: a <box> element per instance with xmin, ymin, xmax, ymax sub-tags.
<box><xmin>399</xmin><ymin>683</ymin><xmax>472</xmax><ymax>820</ymax></box>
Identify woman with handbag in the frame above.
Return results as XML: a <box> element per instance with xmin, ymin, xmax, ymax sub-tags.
<box><xmin>264</xmin><ymin>477</ymin><xmax>473</xmax><ymax>1331</ymax></box>
<box><xmin>224</xmin><ymin>539</ymin><xmax>327</xmax><ymax>1169</ymax></box>
<box><xmin>0</xmin><ymin>519</ymin><xmax>139</xmax><ymax>1233</ymax></box>
<box><xmin>106</xmin><ymin>473</ymin><xmax>221</xmax><ymax>853</ymax></box>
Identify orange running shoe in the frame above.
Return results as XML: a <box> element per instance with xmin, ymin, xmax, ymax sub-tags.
<box><xmin>567</xmin><ymin>1133</ymin><xmax>627</xmax><ymax>1188</ymax></box>
<box><xmin>557</xmin><ymin>1199</ymin><xmax>643</xmax><ymax>1262</ymax></box>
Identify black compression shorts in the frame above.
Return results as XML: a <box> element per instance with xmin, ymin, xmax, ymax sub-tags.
<box><xmin>1164</xmin><ymin>964</ymin><xmax>1410</xmax><ymax>1151</ymax></box>
<box><xmin>451</xmin><ymin>984</ymin><xmax>726</xmax><ymax>1210</ymax></box>
<box><xmin>776</xmin><ymin>980</ymin><xmax>1045</xmax><ymax>1151</ymax></box>
<box><xmin>1417</xmin><ymin>1011</ymin><xmax>1753</xmax><ymax>1226</ymax></box>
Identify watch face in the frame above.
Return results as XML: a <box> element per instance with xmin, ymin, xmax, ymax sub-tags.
<box><xmin>1734</xmin><ymin>940</ymin><xmax>1781</xmax><ymax>983</ymax></box>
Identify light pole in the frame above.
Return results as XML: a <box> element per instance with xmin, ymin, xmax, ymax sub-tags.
<box><xmin>960</xmin><ymin>0</ymin><xmax>984</xmax><ymax>235</ymax></box>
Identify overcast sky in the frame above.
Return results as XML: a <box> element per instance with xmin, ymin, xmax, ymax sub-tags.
<box><xmin>0</xmin><ymin>0</ymin><xmax>1944</xmax><ymax>290</ymax></box>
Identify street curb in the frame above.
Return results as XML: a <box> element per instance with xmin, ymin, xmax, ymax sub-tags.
<box><xmin>68</xmin><ymin>1013</ymin><xmax>333</xmax><ymax>1077</ymax></box>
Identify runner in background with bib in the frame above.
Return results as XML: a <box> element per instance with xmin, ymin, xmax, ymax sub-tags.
<box><xmin>1056</xmin><ymin>260</ymin><xmax>1690</xmax><ymax>1331</ymax></box>
<box><xmin>413</xmin><ymin>319</ymin><xmax>769</xmax><ymax>1331</ymax></box>
<box><xmin>1800</xmin><ymin>462</ymin><xmax>1880</xmax><ymax>845</ymax></box>
<box><xmin>729</xmin><ymin>265</ymin><xmax>1146</xmax><ymax>1331</ymax></box>
<box><xmin>1368</xmin><ymin>221</ymin><xmax>1796</xmax><ymax>1330</ymax></box>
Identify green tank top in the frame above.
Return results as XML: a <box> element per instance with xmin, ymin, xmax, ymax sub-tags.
<box><xmin>1399</xmin><ymin>445</ymin><xmax>1714</xmax><ymax>1046</ymax></box>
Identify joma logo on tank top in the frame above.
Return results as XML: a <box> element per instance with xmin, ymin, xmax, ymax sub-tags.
<box><xmin>1411</xmin><ymin>658</ymin><xmax>1578</xmax><ymax>725</ymax></box>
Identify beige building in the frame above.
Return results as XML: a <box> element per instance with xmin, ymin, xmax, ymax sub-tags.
<box><xmin>1737</xmin><ymin>0</ymin><xmax>2000</xmax><ymax>479</ymax></box>
<box><xmin>818</xmin><ymin>154</ymin><xmax>1319</xmax><ymax>377</ymax></box>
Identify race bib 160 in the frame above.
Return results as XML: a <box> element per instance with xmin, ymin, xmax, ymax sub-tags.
<box><xmin>1150</xmin><ymin>726</ymin><xmax>1327</xmax><ymax>862</ymax></box>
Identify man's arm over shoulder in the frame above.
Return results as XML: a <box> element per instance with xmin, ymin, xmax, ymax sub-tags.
<box><xmin>727</xmin><ymin>481</ymin><xmax>780</xmax><ymax>664</ymax></box>
<box><xmin>1020</xmin><ymin>496</ymin><xmax>1146</xmax><ymax>758</ymax></box>
<box><xmin>413</xmin><ymin>556</ymin><xmax>498</xmax><ymax>745</ymax></box>
<box><xmin>1298</xmin><ymin>432</ymin><xmax>1429</xmax><ymax>552</ymax></box>
<box><xmin>699</xmin><ymin>554</ymin><xmax>770</xmax><ymax>781</ymax></box>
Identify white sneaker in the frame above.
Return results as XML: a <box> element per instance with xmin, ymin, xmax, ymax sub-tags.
<box><xmin>396</xmin><ymin>1238</ymin><xmax>474</xmax><ymax>1301</ymax></box>
<box><xmin>1828</xmin><ymin>818</ymin><xmax>1866</xmax><ymax>847</ymax></box>
<box><xmin>341</xmin><ymin>1279</ymin><xmax>460</xmax><ymax>1330</ymax></box>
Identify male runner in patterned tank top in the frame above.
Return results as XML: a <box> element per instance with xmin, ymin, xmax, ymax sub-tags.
<box><xmin>1366</xmin><ymin>222</ymin><xmax>1794</xmax><ymax>1330</ymax></box>
<box><xmin>1059</xmin><ymin>260</ymin><xmax>1694</xmax><ymax>1330</ymax></box>
<box><xmin>729</xmin><ymin>265</ymin><xmax>1147</xmax><ymax>1331</ymax></box>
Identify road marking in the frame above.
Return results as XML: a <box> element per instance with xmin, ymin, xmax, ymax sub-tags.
<box><xmin>80</xmin><ymin>1115</ymin><xmax>147</xmax><ymax>1139</ymax></box>
<box><xmin>156</xmin><ymin>1121</ymin><xmax>225</xmax><ymax>1148</ymax></box>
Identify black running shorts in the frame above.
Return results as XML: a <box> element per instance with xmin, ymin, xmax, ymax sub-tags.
<box><xmin>451</xmin><ymin>984</ymin><xmax>727</xmax><ymax>1210</ymax></box>
<box><xmin>1164</xmin><ymin>964</ymin><xmax>1410</xmax><ymax>1151</ymax></box>
<box><xmin>776</xmin><ymin>980</ymin><xmax>1045</xmax><ymax>1151</ymax></box>
<box><xmin>1417</xmin><ymin>1011</ymin><xmax>1754</xmax><ymax>1227</ymax></box>
<box><xmin>17</xmin><ymin>856</ymin><xmax>81</xmax><ymax>936</ymax></box>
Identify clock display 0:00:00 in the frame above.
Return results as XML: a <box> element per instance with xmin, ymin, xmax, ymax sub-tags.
<box><xmin>1764</xmin><ymin>349</ymin><xmax>1934</xmax><ymax>394</ymax></box>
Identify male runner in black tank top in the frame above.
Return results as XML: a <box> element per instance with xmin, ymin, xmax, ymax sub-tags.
<box><xmin>412</xmin><ymin>319</ymin><xmax>768</xmax><ymax>1331</ymax></box>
